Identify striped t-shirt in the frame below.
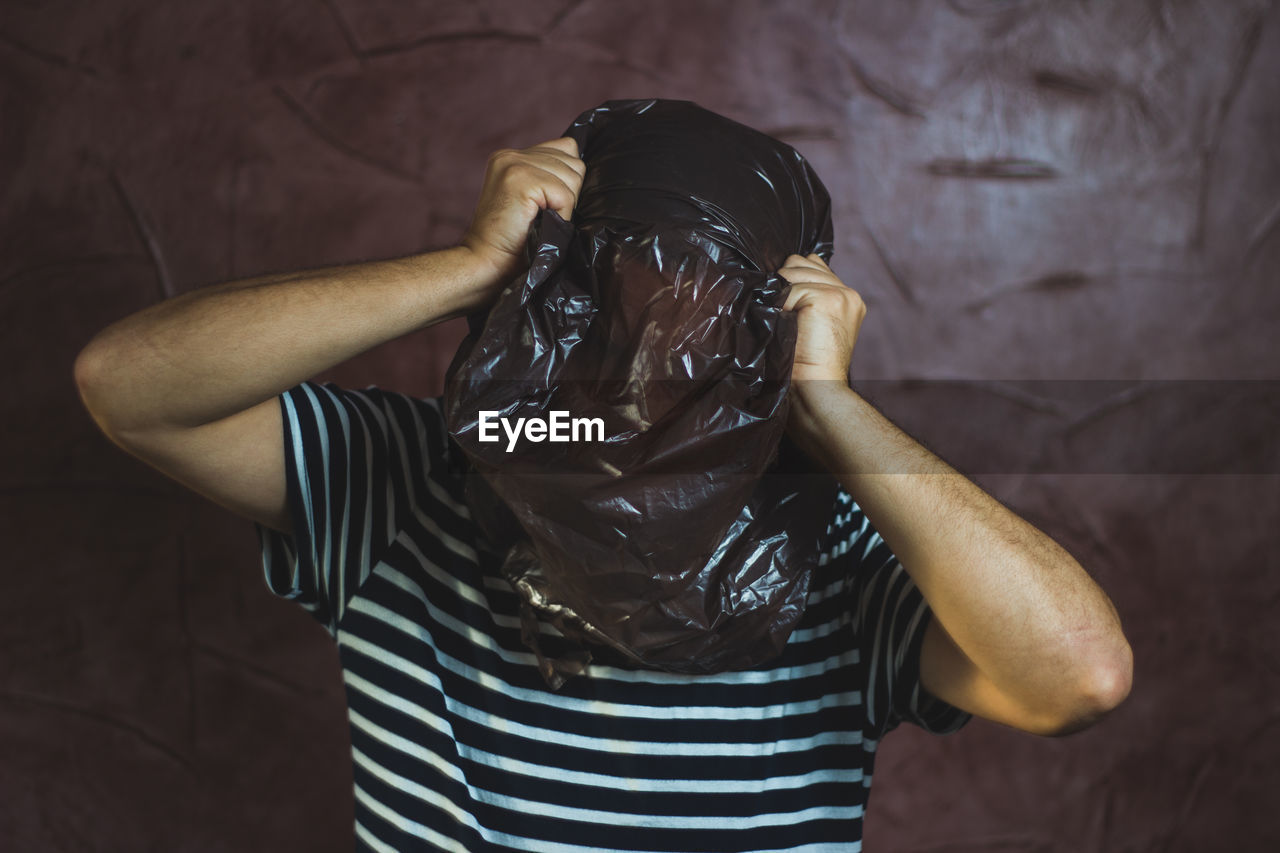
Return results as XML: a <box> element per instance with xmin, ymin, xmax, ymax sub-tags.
<box><xmin>255</xmin><ymin>381</ymin><xmax>970</xmax><ymax>853</ymax></box>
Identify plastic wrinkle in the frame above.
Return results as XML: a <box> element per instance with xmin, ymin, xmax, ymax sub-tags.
<box><xmin>445</xmin><ymin>99</ymin><xmax>839</xmax><ymax>686</ymax></box>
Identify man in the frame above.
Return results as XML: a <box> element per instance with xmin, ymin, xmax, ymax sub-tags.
<box><xmin>75</xmin><ymin>135</ymin><xmax>1132</xmax><ymax>851</ymax></box>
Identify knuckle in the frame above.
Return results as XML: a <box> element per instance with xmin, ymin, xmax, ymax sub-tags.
<box><xmin>503</xmin><ymin>161</ymin><xmax>537</xmax><ymax>183</ymax></box>
<box><xmin>488</xmin><ymin>148</ymin><xmax>521</xmax><ymax>169</ymax></box>
<box><xmin>840</xmin><ymin>289</ymin><xmax>866</xmax><ymax>313</ymax></box>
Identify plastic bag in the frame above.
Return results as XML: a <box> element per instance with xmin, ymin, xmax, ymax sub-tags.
<box><xmin>444</xmin><ymin>98</ymin><xmax>839</xmax><ymax>687</ymax></box>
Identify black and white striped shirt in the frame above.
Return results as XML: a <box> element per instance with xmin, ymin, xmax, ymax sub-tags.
<box><xmin>255</xmin><ymin>381</ymin><xmax>969</xmax><ymax>852</ymax></box>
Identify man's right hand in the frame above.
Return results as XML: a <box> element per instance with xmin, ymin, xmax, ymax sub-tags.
<box><xmin>461</xmin><ymin>137</ymin><xmax>586</xmax><ymax>287</ymax></box>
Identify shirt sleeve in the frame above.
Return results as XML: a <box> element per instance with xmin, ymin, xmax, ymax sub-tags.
<box><xmin>824</xmin><ymin>488</ymin><xmax>972</xmax><ymax>738</ymax></box>
<box><xmin>253</xmin><ymin>380</ymin><xmax>458</xmax><ymax>636</ymax></box>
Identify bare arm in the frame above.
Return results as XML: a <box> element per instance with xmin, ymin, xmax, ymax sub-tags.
<box><xmin>778</xmin><ymin>254</ymin><xmax>1133</xmax><ymax>737</ymax></box>
<box><xmin>74</xmin><ymin>138</ymin><xmax>586</xmax><ymax>533</ymax></box>
<box><xmin>75</xmin><ymin>248</ymin><xmax>498</xmax><ymax>435</ymax></box>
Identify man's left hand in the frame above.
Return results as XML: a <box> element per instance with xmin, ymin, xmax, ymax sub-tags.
<box><xmin>777</xmin><ymin>253</ymin><xmax>866</xmax><ymax>385</ymax></box>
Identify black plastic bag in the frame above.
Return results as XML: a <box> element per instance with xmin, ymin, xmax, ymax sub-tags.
<box><xmin>445</xmin><ymin>99</ymin><xmax>839</xmax><ymax>686</ymax></box>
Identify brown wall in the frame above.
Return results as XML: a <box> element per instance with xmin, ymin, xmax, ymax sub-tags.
<box><xmin>3</xmin><ymin>1</ymin><xmax>1278</xmax><ymax>849</ymax></box>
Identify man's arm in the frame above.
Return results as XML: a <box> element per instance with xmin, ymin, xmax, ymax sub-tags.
<box><xmin>74</xmin><ymin>137</ymin><xmax>585</xmax><ymax>534</ymax></box>
<box><xmin>779</xmin><ymin>254</ymin><xmax>1133</xmax><ymax>737</ymax></box>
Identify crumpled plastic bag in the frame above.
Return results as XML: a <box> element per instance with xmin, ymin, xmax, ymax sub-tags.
<box><xmin>444</xmin><ymin>98</ymin><xmax>839</xmax><ymax>687</ymax></box>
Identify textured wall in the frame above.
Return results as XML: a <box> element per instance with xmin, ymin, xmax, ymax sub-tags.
<box><xmin>3</xmin><ymin>0</ymin><xmax>1278</xmax><ymax>849</ymax></box>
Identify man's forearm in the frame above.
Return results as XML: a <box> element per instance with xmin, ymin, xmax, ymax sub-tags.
<box><xmin>789</xmin><ymin>382</ymin><xmax>1131</xmax><ymax>724</ymax></box>
<box><xmin>75</xmin><ymin>245</ymin><xmax>501</xmax><ymax>435</ymax></box>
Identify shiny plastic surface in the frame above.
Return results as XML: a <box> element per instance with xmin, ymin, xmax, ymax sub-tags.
<box><xmin>445</xmin><ymin>99</ymin><xmax>839</xmax><ymax>686</ymax></box>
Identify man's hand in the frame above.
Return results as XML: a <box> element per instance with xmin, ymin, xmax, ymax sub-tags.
<box><xmin>462</xmin><ymin>136</ymin><xmax>586</xmax><ymax>288</ymax></box>
<box><xmin>778</xmin><ymin>253</ymin><xmax>866</xmax><ymax>385</ymax></box>
<box><xmin>777</xmin><ymin>253</ymin><xmax>866</xmax><ymax>468</ymax></box>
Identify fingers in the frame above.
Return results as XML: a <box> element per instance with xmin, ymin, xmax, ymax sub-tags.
<box><xmin>780</xmin><ymin>252</ymin><xmax>829</xmax><ymax>267</ymax></box>
<box><xmin>463</xmin><ymin>136</ymin><xmax>591</xmax><ymax>279</ymax></box>
<box><xmin>781</xmin><ymin>280</ymin><xmax>856</xmax><ymax>314</ymax></box>
<box><xmin>777</xmin><ymin>256</ymin><xmax>866</xmax><ymax>320</ymax></box>
<box><xmin>490</xmin><ymin>138</ymin><xmax>586</xmax><ymax>222</ymax></box>
<box><xmin>781</xmin><ymin>281</ymin><xmax>813</xmax><ymax>313</ymax></box>
<box><xmin>523</xmin><ymin>138</ymin><xmax>587</xmax><ymax>188</ymax></box>
<box><xmin>532</xmin><ymin>135</ymin><xmax>581</xmax><ymax>161</ymax></box>
<box><xmin>778</xmin><ymin>253</ymin><xmax>843</xmax><ymax>297</ymax></box>
<box><xmin>779</xmin><ymin>263</ymin><xmax>868</xmax><ymax>383</ymax></box>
